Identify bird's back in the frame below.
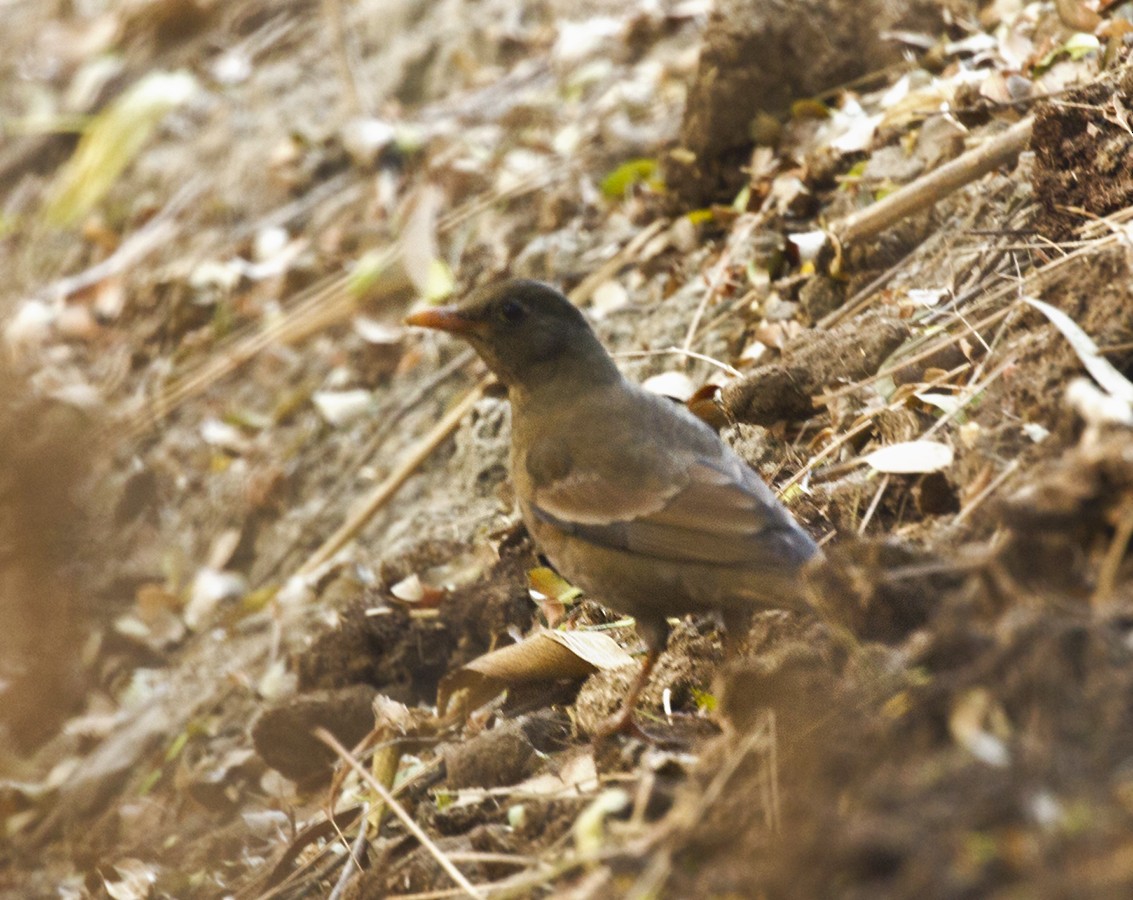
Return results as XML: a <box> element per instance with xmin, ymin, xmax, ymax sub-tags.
<box><xmin>510</xmin><ymin>374</ymin><xmax>818</xmax><ymax>618</ymax></box>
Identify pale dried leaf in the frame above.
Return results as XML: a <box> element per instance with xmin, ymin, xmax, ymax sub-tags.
<box><xmin>103</xmin><ymin>858</ymin><xmax>158</xmax><ymax>900</ymax></box>
<box><xmin>641</xmin><ymin>371</ymin><xmax>696</xmax><ymax>402</ymax></box>
<box><xmin>1027</xmin><ymin>297</ymin><xmax>1133</xmax><ymax>403</ymax></box>
<box><xmin>312</xmin><ymin>389</ymin><xmax>373</xmax><ymax>426</ymax></box>
<box><xmin>862</xmin><ymin>440</ymin><xmax>954</xmax><ymax>474</ymax></box>
<box><xmin>1065</xmin><ymin>377</ymin><xmax>1133</xmax><ymax>427</ymax></box>
<box><xmin>915</xmin><ymin>392</ymin><xmax>963</xmax><ymax>416</ymax></box>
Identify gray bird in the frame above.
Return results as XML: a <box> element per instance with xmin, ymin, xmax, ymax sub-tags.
<box><xmin>407</xmin><ymin>279</ymin><xmax>819</xmax><ymax>736</ymax></box>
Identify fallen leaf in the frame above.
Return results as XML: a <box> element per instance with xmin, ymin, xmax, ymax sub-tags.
<box><xmin>1026</xmin><ymin>296</ymin><xmax>1133</xmax><ymax>404</ymax></box>
<box><xmin>44</xmin><ymin>71</ymin><xmax>197</xmax><ymax>227</ymax></box>
<box><xmin>436</xmin><ymin>629</ymin><xmax>633</xmax><ymax>718</ymax></box>
<box><xmin>641</xmin><ymin>370</ymin><xmax>696</xmax><ymax>402</ymax></box>
<box><xmin>862</xmin><ymin>440</ymin><xmax>954</xmax><ymax>474</ymax></box>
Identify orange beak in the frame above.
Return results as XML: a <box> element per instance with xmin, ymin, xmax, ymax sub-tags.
<box><xmin>404</xmin><ymin>306</ymin><xmax>481</xmax><ymax>335</ymax></box>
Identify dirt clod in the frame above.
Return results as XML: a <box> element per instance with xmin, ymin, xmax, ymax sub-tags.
<box><xmin>252</xmin><ymin>684</ymin><xmax>378</xmax><ymax>783</ymax></box>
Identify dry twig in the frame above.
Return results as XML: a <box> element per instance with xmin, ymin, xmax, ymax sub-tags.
<box><xmin>315</xmin><ymin>727</ymin><xmax>485</xmax><ymax>899</ymax></box>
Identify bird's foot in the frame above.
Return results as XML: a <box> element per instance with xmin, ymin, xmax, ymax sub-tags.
<box><xmin>590</xmin><ymin>705</ymin><xmax>650</xmax><ymax>749</ymax></box>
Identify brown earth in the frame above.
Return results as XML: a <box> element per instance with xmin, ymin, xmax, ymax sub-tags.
<box><xmin>3</xmin><ymin>0</ymin><xmax>1133</xmax><ymax>898</ymax></box>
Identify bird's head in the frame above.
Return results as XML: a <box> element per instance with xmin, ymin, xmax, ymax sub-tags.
<box><xmin>406</xmin><ymin>279</ymin><xmax>618</xmax><ymax>390</ymax></box>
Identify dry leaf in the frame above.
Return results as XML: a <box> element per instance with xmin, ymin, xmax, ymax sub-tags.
<box><xmin>44</xmin><ymin>71</ymin><xmax>197</xmax><ymax>227</ymax></box>
<box><xmin>862</xmin><ymin>440</ymin><xmax>954</xmax><ymax>474</ymax></box>
<box><xmin>437</xmin><ymin>629</ymin><xmax>633</xmax><ymax>717</ymax></box>
<box><xmin>1027</xmin><ymin>296</ymin><xmax>1133</xmax><ymax>404</ymax></box>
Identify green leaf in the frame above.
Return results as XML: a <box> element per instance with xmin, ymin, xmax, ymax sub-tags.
<box><xmin>600</xmin><ymin>158</ymin><xmax>661</xmax><ymax>199</ymax></box>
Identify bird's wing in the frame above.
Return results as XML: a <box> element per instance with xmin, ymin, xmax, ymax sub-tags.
<box><xmin>528</xmin><ymin>436</ymin><xmax>808</xmax><ymax>567</ymax></box>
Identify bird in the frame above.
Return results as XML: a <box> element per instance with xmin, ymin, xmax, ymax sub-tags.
<box><xmin>406</xmin><ymin>279</ymin><xmax>819</xmax><ymax>738</ymax></box>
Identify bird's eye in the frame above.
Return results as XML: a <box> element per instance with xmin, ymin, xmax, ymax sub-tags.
<box><xmin>499</xmin><ymin>299</ymin><xmax>526</xmax><ymax>323</ymax></box>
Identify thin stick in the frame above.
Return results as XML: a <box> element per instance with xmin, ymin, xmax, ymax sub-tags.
<box><xmin>328</xmin><ymin>803</ymin><xmax>370</xmax><ymax>900</ymax></box>
<box><xmin>832</xmin><ymin>117</ymin><xmax>1033</xmax><ymax>246</ymax></box>
<box><xmin>778</xmin><ymin>419</ymin><xmax>873</xmax><ymax>494</ymax></box>
<box><xmin>818</xmin><ymin>301</ymin><xmax>1017</xmax><ymax>405</ymax></box>
<box><xmin>921</xmin><ymin>358</ymin><xmax>1013</xmax><ymax>441</ymax></box>
<box><xmin>297</xmin><ymin>380</ymin><xmax>487</xmax><ymax>575</ymax></box>
<box><xmin>823</xmin><ymin>196</ymin><xmax>1129</xmax><ymax>409</ymax></box>
<box><xmin>612</xmin><ymin>346</ymin><xmax>742</xmax><ymax>377</ymax></box>
<box><xmin>681</xmin><ymin>215</ymin><xmax>758</xmax><ymax>354</ymax></box>
<box><xmin>445</xmin><ymin>853</ymin><xmax>539</xmax><ymax>866</ymax></box>
<box><xmin>254</xmin><ymin>348</ymin><xmax>475</xmax><ymax>584</ymax></box>
<box><xmin>766</xmin><ymin>710</ymin><xmax>781</xmax><ymax>833</ymax></box>
<box><xmin>41</xmin><ymin>178</ymin><xmax>203</xmax><ymax>302</ymax></box>
<box><xmin>858</xmin><ymin>473</ymin><xmax>890</xmax><ymax>535</ymax></box>
<box><xmin>314</xmin><ymin>728</ymin><xmax>485</xmax><ymax>900</ymax></box>
<box><xmin>818</xmin><ymin>229</ymin><xmax>949</xmax><ymax>329</ymax></box>
<box><xmin>780</xmin><ymin>361</ymin><xmax>970</xmax><ymax>493</ymax></box>
<box><xmin>122</xmin><ymin>169</ymin><xmax>561</xmax><ymax>439</ymax></box>
<box><xmin>626</xmin><ymin>713</ymin><xmax>776</xmax><ymax>900</ymax></box>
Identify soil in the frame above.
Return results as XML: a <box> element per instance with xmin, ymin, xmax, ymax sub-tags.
<box><xmin>4</xmin><ymin>1</ymin><xmax>1133</xmax><ymax>898</ymax></box>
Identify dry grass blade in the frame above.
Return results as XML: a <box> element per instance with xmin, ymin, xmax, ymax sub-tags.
<box><xmin>323</xmin><ymin>0</ymin><xmax>364</xmax><ymax>116</ymax></box>
<box><xmin>121</xmin><ymin>168</ymin><xmax>559</xmax><ymax>441</ymax></box>
<box><xmin>119</xmin><ymin>265</ymin><xmax>373</xmax><ymax>442</ymax></box>
<box><xmin>613</xmin><ymin>346</ymin><xmax>742</xmax><ymax>377</ymax></box>
<box><xmin>1092</xmin><ymin>500</ymin><xmax>1133</xmax><ymax>609</ymax></box>
<box><xmin>314</xmin><ymin>727</ymin><xmax>486</xmax><ymax>900</ymax></box>
<box><xmin>1025</xmin><ymin>296</ymin><xmax>1133</xmax><ymax>402</ymax></box>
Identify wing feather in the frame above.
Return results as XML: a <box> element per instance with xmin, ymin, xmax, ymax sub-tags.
<box><xmin>521</xmin><ymin>384</ymin><xmax>815</xmax><ymax>569</ymax></box>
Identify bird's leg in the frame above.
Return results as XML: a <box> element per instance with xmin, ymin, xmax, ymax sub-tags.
<box><xmin>592</xmin><ymin>615</ymin><xmax>669</xmax><ymax>744</ymax></box>
<box><xmin>592</xmin><ymin>645</ymin><xmax>660</xmax><ymax>744</ymax></box>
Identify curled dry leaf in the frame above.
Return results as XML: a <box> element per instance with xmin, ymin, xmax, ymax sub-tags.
<box><xmin>1055</xmin><ymin>0</ymin><xmax>1102</xmax><ymax>32</ymax></box>
<box><xmin>436</xmin><ymin>628</ymin><xmax>634</xmax><ymax>719</ymax></box>
<box><xmin>528</xmin><ymin>566</ymin><xmax>581</xmax><ymax>628</ymax></box>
